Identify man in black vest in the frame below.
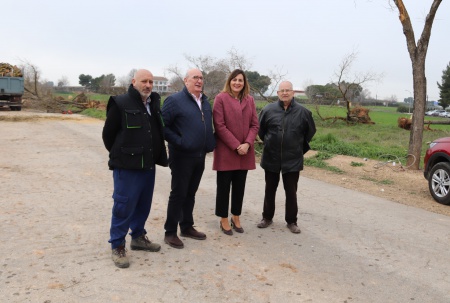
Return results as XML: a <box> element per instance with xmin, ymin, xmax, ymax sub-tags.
<box><xmin>102</xmin><ymin>69</ymin><xmax>168</xmax><ymax>268</ymax></box>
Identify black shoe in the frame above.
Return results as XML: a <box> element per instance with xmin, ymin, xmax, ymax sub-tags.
<box><xmin>257</xmin><ymin>218</ymin><xmax>273</xmax><ymax>228</ymax></box>
<box><xmin>180</xmin><ymin>226</ymin><xmax>206</xmax><ymax>240</ymax></box>
<box><xmin>230</xmin><ymin>218</ymin><xmax>244</xmax><ymax>233</ymax></box>
<box><xmin>220</xmin><ymin>221</ymin><xmax>233</xmax><ymax>236</ymax></box>
<box><xmin>164</xmin><ymin>234</ymin><xmax>184</xmax><ymax>249</ymax></box>
<box><xmin>287</xmin><ymin>223</ymin><xmax>301</xmax><ymax>234</ymax></box>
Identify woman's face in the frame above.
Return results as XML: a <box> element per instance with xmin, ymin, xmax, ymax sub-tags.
<box><xmin>230</xmin><ymin>73</ymin><xmax>245</xmax><ymax>97</ymax></box>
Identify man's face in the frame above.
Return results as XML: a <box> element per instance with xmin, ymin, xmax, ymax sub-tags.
<box><xmin>184</xmin><ymin>70</ymin><xmax>204</xmax><ymax>96</ymax></box>
<box><xmin>132</xmin><ymin>70</ymin><xmax>154</xmax><ymax>101</ymax></box>
<box><xmin>277</xmin><ymin>82</ymin><xmax>294</xmax><ymax>102</ymax></box>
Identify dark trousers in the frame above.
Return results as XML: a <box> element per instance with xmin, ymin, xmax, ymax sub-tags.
<box><xmin>215</xmin><ymin>170</ymin><xmax>248</xmax><ymax>218</ymax></box>
<box><xmin>109</xmin><ymin>168</ymin><xmax>155</xmax><ymax>249</ymax></box>
<box><xmin>262</xmin><ymin>170</ymin><xmax>300</xmax><ymax>224</ymax></box>
<box><xmin>164</xmin><ymin>156</ymin><xmax>205</xmax><ymax>235</ymax></box>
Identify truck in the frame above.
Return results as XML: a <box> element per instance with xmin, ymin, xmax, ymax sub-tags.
<box><xmin>0</xmin><ymin>76</ymin><xmax>24</xmax><ymax>111</ymax></box>
<box><xmin>0</xmin><ymin>63</ymin><xmax>24</xmax><ymax>111</ymax></box>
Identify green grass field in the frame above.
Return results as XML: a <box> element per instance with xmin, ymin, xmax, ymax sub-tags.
<box><xmin>62</xmin><ymin>91</ymin><xmax>450</xmax><ymax>167</ymax></box>
<box><xmin>53</xmin><ymin>92</ymin><xmax>110</xmax><ymax>102</ymax></box>
<box><xmin>303</xmin><ymin>104</ymin><xmax>450</xmax><ymax>168</ymax></box>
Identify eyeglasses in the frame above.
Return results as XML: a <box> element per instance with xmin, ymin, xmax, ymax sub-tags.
<box><xmin>192</xmin><ymin>76</ymin><xmax>204</xmax><ymax>81</ymax></box>
<box><xmin>278</xmin><ymin>89</ymin><xmax>293</xmax><ymax>93</ymax></box>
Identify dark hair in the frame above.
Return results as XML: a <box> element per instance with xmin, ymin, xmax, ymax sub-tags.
<box><xmin>222</xmin><ymin>69</ymin><xmax>250</xmax><ymax>100</ymax></box>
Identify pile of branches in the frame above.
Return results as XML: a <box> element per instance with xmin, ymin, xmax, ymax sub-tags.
<box><xmin>398</xmin><ymin>116</ymin><xmax>450</xmax><ymax>131</ymax></box>
<box><xmin>317</xmin><ymin>106</ymin><xmax>375</xmax><ymax>125</ymax></box>
<box><xmin>347</xmin><ymin>107</ymin><xmax>374</xmax><ymax>124</ymax></box>
<box><xmin>397</xmin><ymin>117</ymin><xmax>412</xmax><ymax>130</ymax></box>
<box><xmin>55</xmin><ymin>93</ymin><xmax>106</xmax><ymax>112</ymax></box>
<box><xmin>0</xmin><ymin>63</ymin><xmax>23</xmax><ymax>77</ymax></box>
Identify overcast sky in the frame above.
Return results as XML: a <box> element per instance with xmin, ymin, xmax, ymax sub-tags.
<box><xmin>3</xmin><ymin>0</ymin><xmax>449</xmax><ymax>101</ymax></box>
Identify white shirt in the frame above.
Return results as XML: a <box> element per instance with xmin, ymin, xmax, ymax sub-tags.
<box><xmin>191</xmin><ymin>93</ymin><xmax>202</xmax><ymax>109</ymax></box>
<box><xmin>144</xmin><ymin>97</ymin><xmax>151</xmax><ymax>115</ymax></box>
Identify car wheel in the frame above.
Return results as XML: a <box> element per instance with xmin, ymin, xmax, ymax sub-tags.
<box><xmin>428</xmin><ymin>162</ymin><xmax>450</xmax><ymax>205</ymax></box>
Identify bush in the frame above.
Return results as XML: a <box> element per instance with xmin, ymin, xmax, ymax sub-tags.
<box><xmin>397</xmin><ymin>105</ymin><xmax>410</xmax><ymax>113</ymax></box>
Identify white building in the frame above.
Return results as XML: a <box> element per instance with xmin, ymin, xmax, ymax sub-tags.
<box><xmin>153</xmin><ymin>76</ymin><xmax>169</xmax><ymax>94</ymax></box>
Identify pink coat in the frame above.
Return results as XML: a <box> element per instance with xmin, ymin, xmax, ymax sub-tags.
<box><xmin>212</xmin><ymin>92</ymin><xmax>259</xmax><ymax>171</ymax></box>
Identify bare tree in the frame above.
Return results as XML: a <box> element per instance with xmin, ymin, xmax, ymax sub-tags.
<box><xmin>334</xmin><ymin>52</ymin><xmax>382</xmax><ymax>117</ymax></box>
<box><xmin>265</xmin><ymin>66</ymin><xmax>288</xmax><ymax>99</ymax></box>
<box><xmin>165</xmin><ymin>48</ymin><xmax>286</xmax><ymax>100</ymax></box>
<box><xmin>166</xmin><ymin>65</ymin><xmax>184</xmax><ymax>82</ymax></box>
<box><xmin>168</xmin><ymin>76</ymin><xmax>184</xmax><ymax>92</ymax></box>
<box><xmin>184</xmin><ymin>54</ymin><xmax>220</xmax><ymax>74</ymax></box>
<box><xmin>226</xmin><ymin>47</ymin><xmax>252</xmax><ymax>71</ymax></box>
<box><xmin>19</xmin><ymin>61</ymin><xmax>51</xmax><ymax>99</ymax></box>
<box><xmin>21</xmin><ymin>61</ymin><xmax>41</xmax><ymax>98</ymax></box>
<box><xmin>386</xmin><ymin>94</ymin><xmax>398</xmax><ymax>103</ymax></box>
<box><xmin>391</xmin><ymin>0</ymin><xmax>442</xmax><ymax>169</ymax></box>
<box><xmin>57</xmin><ymin>75</ymin><xmax>70</xmax><ymax>87</ymax></box>
<box><xmin>117</xmin><ymin>68</ymin><xmax>137</xmax><ymax>88</ymax></box>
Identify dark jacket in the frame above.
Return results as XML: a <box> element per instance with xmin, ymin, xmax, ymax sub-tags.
<box><xmin>258</xmin><ymin>99</ymin><xmax>316</xmax><ymax>174</ymax></box>
<box><xmin>102</xmin><ymin>85</ymin><xmax>168</xmax><ymax>170</ymax></box>
<box><xmin>161</xmin><ymin>86</ymin><xmax>215</xmax><ymax>158</ymax></box>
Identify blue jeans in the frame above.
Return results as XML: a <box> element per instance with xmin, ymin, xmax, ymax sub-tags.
<box><xmin>109</xmin><ymin>168</ymin><xmax>155</xmax><ymax>249</ymax></box>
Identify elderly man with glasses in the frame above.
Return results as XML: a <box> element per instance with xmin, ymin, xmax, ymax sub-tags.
<box><xmin>257</xmin><ymin>81</ymin><xmax>316</xmax><ymax>234</ymax></box>
<box><xmin>161</xmin><ymin>68</ymin><xmax>216</xmax><ymax>249</ymax></box>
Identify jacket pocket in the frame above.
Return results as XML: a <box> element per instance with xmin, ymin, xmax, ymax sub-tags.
<box><xmin>121</xmin><ymin>146</ymin><xmax>144</xmax><ymax>169</ymax></box>
<box><xmin>112</xmin><ymin>193</ymin><xmax>130</xmax><ymax>218</ymax></box>
<box><xmin>125</xmin><ymin>109</ymin><xmax>143</xmax><ymax>128</ymax></box>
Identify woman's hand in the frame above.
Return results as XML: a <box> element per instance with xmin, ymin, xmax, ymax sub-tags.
<box><xmin>236</xmin><ymin>143</ymin><xmax>250</xmax><ymax>156</ymax></box>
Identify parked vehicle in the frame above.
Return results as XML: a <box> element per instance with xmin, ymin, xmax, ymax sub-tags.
<box><xmin>423</xmin><ymin>137</ymin><xmax>450</xmax><ymax>205</ymax></box>
<box><xmin>425</xmin><ymin>110</ymin><xmax>438</xmax><ymax>116</ymax></box>
<box><xmin>432</xmin><ymin>110</ymin><xmax>446</xmax><ymax>116</ymax></box>
<box><xmin>0</xmin><ymin>76</ymin><xmax>24</xmax><ymax>111</ymax></box>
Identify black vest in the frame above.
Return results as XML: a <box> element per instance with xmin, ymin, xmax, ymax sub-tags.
<box><xmin>108</xmin><ymin>91</ymin><xmax>167</xmax><ymax>170</ymax></box>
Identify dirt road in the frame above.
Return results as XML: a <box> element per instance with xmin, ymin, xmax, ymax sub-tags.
<box><xmin>1</xmin><ymin>111</ymin><xmax>450</xmax><ymax>303</ymax></box>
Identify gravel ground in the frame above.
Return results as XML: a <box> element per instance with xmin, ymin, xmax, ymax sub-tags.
<box><xmin>1</xmin><ymin>110</ymin><xmax>449</xmax><ymax>303</ymax></box>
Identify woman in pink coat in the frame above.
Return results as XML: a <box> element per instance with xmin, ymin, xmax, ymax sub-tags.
<box><xmin>213</xmin><ymin>69</ymin><xmax>259</xmax><ymax>235</ymax></box>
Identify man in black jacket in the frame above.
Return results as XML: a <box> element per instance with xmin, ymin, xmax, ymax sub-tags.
<box><xmin>102</xmin><ymin>69</ymin><xmax>168</xmax><ymax>268</ymax></box>
<box><xmin>161</xmin><ymin>68</ymin><xmax>215</xmax><ymax>249</ymax></box>
<box><xmin>257</xmin><ymin>81</ymin><xmax>316</xmax><ymax>234</ymax></box>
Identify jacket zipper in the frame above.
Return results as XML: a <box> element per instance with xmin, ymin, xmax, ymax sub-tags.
<box><xmin>281</xmin><ymin>109</ymin><xmax>287</xmax><ymax>165</ymax></box>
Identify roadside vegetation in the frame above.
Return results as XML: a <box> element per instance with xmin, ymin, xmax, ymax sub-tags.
<box><xmin>56</xmin><ymin>92</ymin><xmax>450</xmax><ymax>170</ymax></box>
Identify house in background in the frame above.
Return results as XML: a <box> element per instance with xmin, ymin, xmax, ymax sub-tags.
<box><xmin>153</xmin><ymin>76</ymin><xmax>169</xmax><ymax>94</ymax></box>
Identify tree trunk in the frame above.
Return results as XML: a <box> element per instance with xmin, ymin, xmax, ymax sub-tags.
<box><xmin>393</xmin><ymin>0</ymin><xmax>442</xmax><ymax>169</ymax></box>
<box><xmin>424</xmin><ymin>120</ymin><xmax>450</xmax><ymax>125</ymax></box>
<box><xmin>407</xmin><ymin>65</ymin><xmax>426</xmax><ymax>168</ymax></box>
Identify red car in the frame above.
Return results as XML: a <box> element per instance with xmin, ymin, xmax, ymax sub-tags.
<box><xmin>424</xmin><ymin>137</ymin><xmax>450</xmax><ymax>205</ymax></box>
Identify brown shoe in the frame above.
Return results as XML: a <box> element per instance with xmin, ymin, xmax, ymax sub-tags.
<box><xmin>111</xmin><ymin>245</ymin><xmax>129</xmax><ymax>268</ymax></box>
<box><xmin>180</xmin><ymin>226</ymin><xmax>206</xmax><ymax>240</ymax></box>
<box><xmin>164</xmin><ymin>234</ymin><xmax>184</xmax><ymax>249</ymax></box>
<box><xmin>257</xmin><ymin>218</ymin><xmax>273</xmax><ymax>228</ymax></box>
<box><xmin>287</xmin><ymin>223</ymin><xmax>301</xmax><ymax>234</ymax></box>
<box><xmin>130</xmin><ymin>234</ymin><xmax>161</xmax><ymax>252</ymax></box>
